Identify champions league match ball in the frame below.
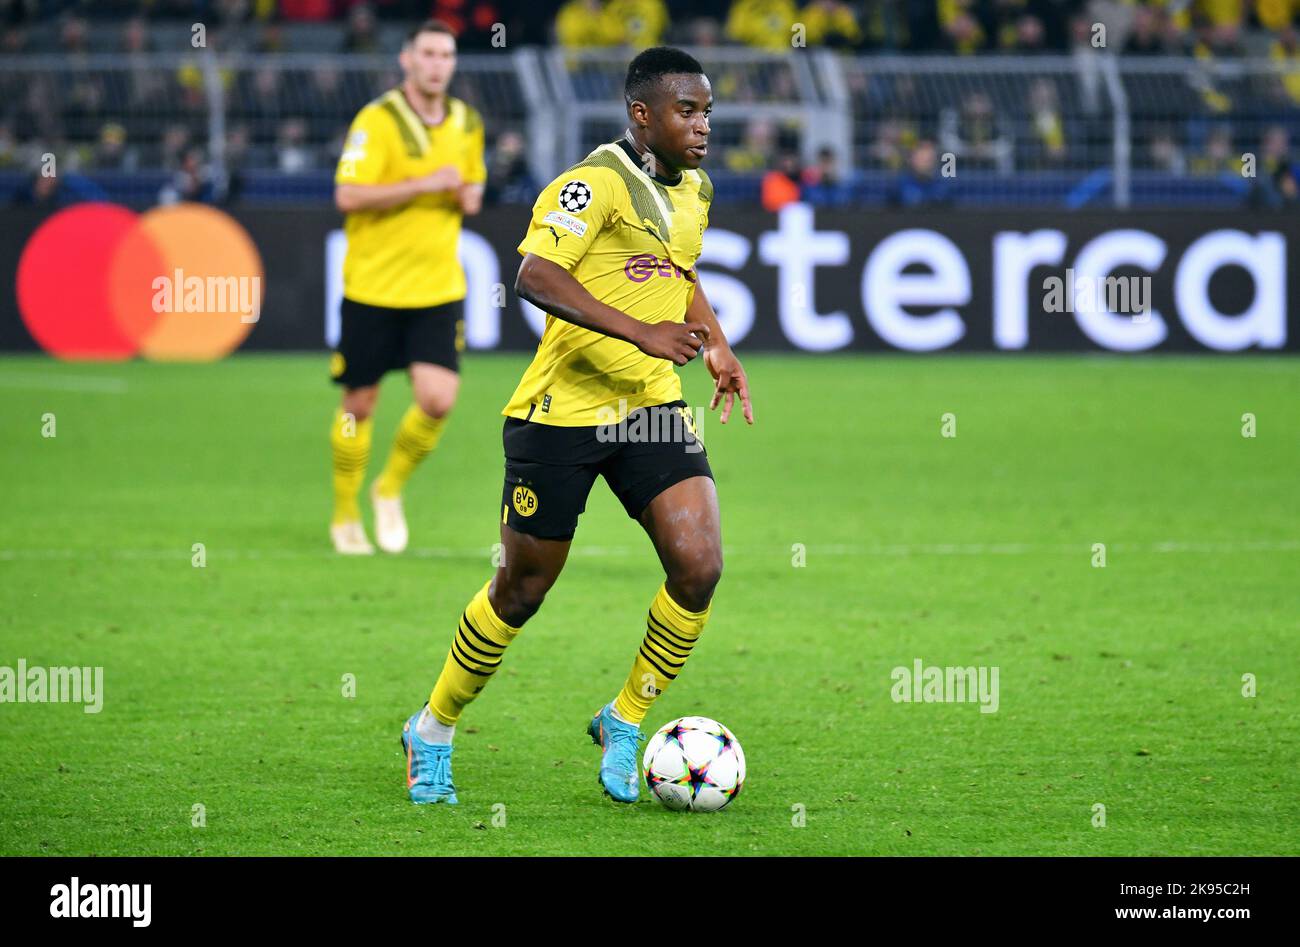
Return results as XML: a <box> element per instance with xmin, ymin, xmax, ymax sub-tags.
<box><xmin>643</xmin><ymin>716</ymin><xmax>746</xmax><ymax>812</ymax></box>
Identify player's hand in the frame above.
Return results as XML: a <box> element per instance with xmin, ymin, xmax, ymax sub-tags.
<box><xmin>635</xmin><ymin>321</ymin><xmax>708</xmax><ymax>366</ymax></box>
<box><xmin>417</xmin><ymin>165</ymin><xmax>462</xmax><ymax>193</ymax></box>
<box><xmin>704</xmin><ymin>344</ymin><xmax>753</xmax><ymax>425</ymax></box>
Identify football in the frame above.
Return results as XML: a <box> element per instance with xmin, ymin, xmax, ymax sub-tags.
<box><xmin>642</xmin><ymin>716</ymin><xmax>745</xmax><ymax>812</ymax></box>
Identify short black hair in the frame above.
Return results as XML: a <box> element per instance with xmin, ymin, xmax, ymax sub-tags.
<box><xmin>624</xmin><ymin>47</ymin><xmax>705</xmax><ymax>109</ymax></box>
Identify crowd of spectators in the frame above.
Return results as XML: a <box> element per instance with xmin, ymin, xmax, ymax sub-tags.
<box><xmin>2</xmin><ymin>2</ymin><xmax>1298</xmax><ymax>54</ymax></box>
<box><xmin>1</xmin><ymin>1</ymin><xmax>1296</xmax><ymax>208</ymax></box>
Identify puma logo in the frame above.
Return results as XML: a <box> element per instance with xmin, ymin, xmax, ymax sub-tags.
<box><xmin>547</xmin><ymin>225</ymin><xmax>564</xmax><ymax>246</ymax></box>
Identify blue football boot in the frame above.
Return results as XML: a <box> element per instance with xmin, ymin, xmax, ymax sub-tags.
<box><xmin>401</xmin><ymin>709</ymin><xmax>457</xmax><ymax>805</ymax></box>
<box><xmin>587</xmin><ymin>702</ymin><xmax>644</xmax><ymax>803</ymax></box>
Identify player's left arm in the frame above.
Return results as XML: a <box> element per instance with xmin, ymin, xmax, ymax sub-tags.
<box><xmin>687</xmin><ymin>280</ymin><xmax>753</xmax><ymax>425</ymax></box>
<box><xmin>457</xmin><ymin>107</ymin><xmax>488</xmax><ymax>216</ymax></box>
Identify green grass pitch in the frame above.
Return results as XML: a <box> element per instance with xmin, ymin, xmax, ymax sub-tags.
<box><xmin>1</xmin><ymin>352</ymin><xmax>1296</xmax><ymax>856</ymax></box>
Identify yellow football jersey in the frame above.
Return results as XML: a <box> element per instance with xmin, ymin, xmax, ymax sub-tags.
<box><xmin>335</xmin><ymin>89</ymin><xmax>486</xmax><ymax>309</ymax></box>
<box><xmin>506</xmin><ymin>138</ymin><xmax>713</xmax><ymax>427</ymax></box>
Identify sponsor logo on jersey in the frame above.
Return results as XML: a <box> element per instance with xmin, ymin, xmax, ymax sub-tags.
<box><xmin>623</xmin><ymin>254</ymin><xmax>697</xmax><ymax>283</ymax></box>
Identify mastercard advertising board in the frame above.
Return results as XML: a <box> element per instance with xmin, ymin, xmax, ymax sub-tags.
<box><xmin>16</xmin><ymin>202</ymin><xmax>264</xmax><ymax>361</ymax></box>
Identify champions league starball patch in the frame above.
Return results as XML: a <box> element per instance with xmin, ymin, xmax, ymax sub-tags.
<box><xmin>558</xmin><ymin>180</ymin><xmax>592</xmax><ymax>213</ymax></box>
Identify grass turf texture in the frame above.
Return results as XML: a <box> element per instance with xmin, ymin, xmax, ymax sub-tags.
<box><xmin>0</xmin><ymin>353</ymin><xmax>1296</xmax><ymax>856</ymax></box>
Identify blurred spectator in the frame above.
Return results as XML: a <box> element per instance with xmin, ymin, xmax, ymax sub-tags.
<box><xmin>800</xmin><ymin>0</ymin><xmax>862</xmax><ymax>48</ymax></box>
<box><xmin>93</xmin><ymin>122</ymin><xmax>137</xmax><ymax>171</ymax></box>
<box><xmin>485</xmin><ymin>129</ymin><xmax>540</xmax><ymax>204</ymax></box>
<box><xmin>2</xmin><ymin>26</ymin><xmax>29</xmax><ymax>54</ymax></box>
<box><xmin>1008</xmin><ymin>14</ymin><xmax>1047</xmax><ymax>53</ymax></box>
<box><xmin>869</xmin><ymin>118</ymin><xmax>916</xmax><ymax>171</ymax></box>
<box><xmin>256</xmin><ymin>21</ymin><xmax>290</xmax><ymax>53</ymax></box>
<box><xmin>889</xmin><ymin>139</ymin><xmax>953</xmax><ymax>207</ymax></box>
<box><xmin>556</xmin><ymin>0</ymin><xmax>622</xmax><ymax>48</ymax></box>
<box><xmin>1148</xmin><ymin>128</ymin><xmax>1187</xmax><ymax>173</ymax></box>
<box><xmin>939</xmin><ymin>2</ymin><xmax>986</xmax><ymax>54</ymax></box>
<box><xmin>1026</xmin><ymin>77</ymin><xmax>1067</xmax><ymax>165</ymax></box>
<box><xmin>1124</xmin><ymin>5</ymin><xmax>1167</xmax><ymax>55</ymax></box>
<box><xmin>687</xmin><ymin>15</ymin><xmax>724</xmax><ymax>46</ymax></box>
<box><xmin>159</xmin><ymin>146</ymin><xmax>214</xmax><ymax>204</ymax></box>
<box><xmin>726</xmin><ymin>0</ymin><xmax>799</xmax><ymax>51</ymax></box>
<box><xmin>1255</xmin><ymin>0</ymin><xmax>1295</xmax><ymax>30</ymax></box>
<box><xmin>59</xmin><ymin>13</ymin><xmax>89</xmax><ymax>57</ymax></box>
<box><xmin>939</xmin><ymin>91</ymin><xmax>1012</xmax><ymax>172</ymax></box>
<box><xmin>1188</xmin><ymin>127</ymin><xmax>1240</xmax><ymax>174</ymax></box>
<box><xmin>725</xmin><ymin>117</ymin><xmax>777</xmax><ymax>172</ymax></box>
<box><xmin>156</xmin><ymin>124</ymin><xmax>193</xmax><ymax>172</ymax></box>
<box><xmin>761</xmin><ymin>149</ymin><xmax>802</xmax><ymax>211</ymax></box>
<box><xmin>10</xmin><ymin>167</ymin><xmax>109</xmax><ymax>208</ymax></box>
<box><xmin>800</xmin><ymin>145</ymin><xmax>850</xmax><ymax>205</ymax></box>
<box><xmin>121</xmin><ymin>15</ymin><xmax>153</xmax><ymax>54</ymax></box>
<box><xmin>341</xmin><ymin>5</ymin><xmax>381</xmax><ymax>53</ymax></box>
<box><xmin>0</xmin><ymin>122</ymin><xmax>22</xmax><ymax>169</ymax></box>
<box><xmin>1270</xmin><ymin>27</ymin><xmax>1300</xmax><ymax>106</ymax></box>
<box><xmin>1250</xmin><ymin>125</ymin><xmax>1298</xmax><ymax>207</ymax></box>
<box><xmin>608</xmin><ymin>0</ymin><xmax>670</xmax><ymax>48</ymax></box>
<box><xmin>277</xmin><ymin>118</ymin><xmax>313</xmax><ymax>172</ymax></box>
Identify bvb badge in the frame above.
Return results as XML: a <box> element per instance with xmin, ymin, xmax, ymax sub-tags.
<box><xmin>330</xmin><ymin>351</ymin><xmax>346</xmax><ymax>378</ymax></box>
<box><xmin>512</xmin><ymin>485</ymin><xmax>538</xmax><ymax>517</ymax></box>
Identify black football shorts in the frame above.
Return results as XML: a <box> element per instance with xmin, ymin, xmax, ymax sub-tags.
<box><xmin>330</xmin><ymin>297</ymin><xmax>464</xmax><ymax>387</ymax></box>
<box><xmin>501</xmin><ymin>401</ymin><xmax>713</xmax><ymax>541</ymax></box>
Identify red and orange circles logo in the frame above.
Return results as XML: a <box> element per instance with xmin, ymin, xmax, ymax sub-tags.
<box><xmin>16</xmin><ymin>202</ymin><xmax>264</xmax><ymax>361</ymax></box>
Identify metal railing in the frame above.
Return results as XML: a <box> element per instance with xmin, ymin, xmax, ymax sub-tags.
<box><xmin>0</xmin><ymin>49</ymin><xmax>1296</xmax><ymax>208</ymax></box>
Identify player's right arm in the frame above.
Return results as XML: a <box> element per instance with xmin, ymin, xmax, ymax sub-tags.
<box><xmin>514</xmin><ymin>168</ymin><xmax>707</xmax><ymax>365</ymax></box>
<box><xmin>333</xmin><ymin>105</ymin><xmax>460</xmax><ymax>213</ymax></box>
<box><xmin>516</xmin><ymin>255</ymin><xmax>707</xmax><ymax>365</ymax></box>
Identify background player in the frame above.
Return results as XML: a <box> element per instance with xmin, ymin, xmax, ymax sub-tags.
<box><xmin>402</xmin><ymin>47</ymin><xmax>753</xmax><ymax>805</ymax></box>
<box><xmin>329</xmin><ymin>19</ymin><xmax>485</xmax><ymax>555</ymax></box>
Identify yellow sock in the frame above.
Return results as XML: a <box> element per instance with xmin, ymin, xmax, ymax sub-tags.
<box><xmin>428</xmin><ymin>581</ymin><xmax>521</xmax><ymax>725</ymax></box>
<box><xmin>330</xmin><ymin>408</ymin><xmax>372</xmax><ymax>524</ymax></box>
<box><xmin>613</xmin><ymin>584</ymin><xmax>711</xmax><ymax>725</ymax></box>
<box><xmin>376</xmin><ymin>404</ymin><xmax>446</xmax><ymax>499</ymax></box>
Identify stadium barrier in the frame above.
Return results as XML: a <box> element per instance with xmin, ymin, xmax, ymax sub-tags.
<box><xmin>1</xmin><ymin>51</ymin><xmax>1297</xmax><ymax>207</ymax></box>
<box><xmin>4</xmin><ymin>203</ymin><xmax>1295</xmax><ymax>355</ymax></box>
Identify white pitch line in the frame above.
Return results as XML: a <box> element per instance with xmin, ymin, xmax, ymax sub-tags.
<box><xmin>0</xmin><ymin>373</ymin><xmax>128</xmax><ymax>394</ymax></box>
<box><xmin>0</xmin><ymin>540</ymin><xmax>1298</xmax><ymax>563</ymax></box>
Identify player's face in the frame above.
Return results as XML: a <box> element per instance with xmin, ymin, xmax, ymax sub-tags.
<box><xmin>400</xmin><ymin>32</ymin><xmax>456</xmax><ymax>97</ymax></box>
<box><xmin>646</xmin><ymin>74</ymin><xmax>712</xmax><ymax>172</ymax></box>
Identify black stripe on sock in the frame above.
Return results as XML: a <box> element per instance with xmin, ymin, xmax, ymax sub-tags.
<box><xmin>449</xmin><ymin>647</ymin><xmax>495</xmax><ymax>677</ymax></box>
<box><xmin>644</xmin><ymin>627</ymin><xmax>691</xmax><ymax>660</ymax></box>
<box><xmin>638</xmin><ymin>646</ymin><xmax>679</xmax><ymax>681</ymax></box>
<box><xmin>452</xmin><ymin>637</ymin><xmax>501</xmax><ymax>669</ymax></box>
<box><xmin>461</xmin><ymin>611</ymin><xmax>506</xmax><ymax>652</ymax></box>
<box><xmin>641</xmin><ymin>640</ymin><xmax>686</xmax><ymax>669</ymax></box>
<box><xmin>647</xmin><ymin>610</ymin><xmax>695</xmax><ymax>648</ymax></box>
<box><xmin>456</xmin><ymin>627</ymin><xmax>504</xmax><ymax>661</ymax></box>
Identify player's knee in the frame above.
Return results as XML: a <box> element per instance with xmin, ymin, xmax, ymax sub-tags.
<box><xmin>342</xmin><ymin>388</ymin><xmax>377</xmax><ymax>421</ymax></box>
<box><xmin>416</xmin><ymin>395</ymin><xmax>454</xmax><ymax>420</ymax></box>
<box><xmin>669</xmin><ymin>555</ymin><xmax>722</xmax><ymax>613</ymax></box>
<box><xmin>491</xmin><ymin>571</ymin><xmax>552</xmax><ymax>626</ymax></box>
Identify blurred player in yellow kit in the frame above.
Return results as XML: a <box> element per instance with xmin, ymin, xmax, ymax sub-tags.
<box><xmin>329</xmin><ymin>19</ymin><xmax>485</xmax><ymax>555</ymax></box>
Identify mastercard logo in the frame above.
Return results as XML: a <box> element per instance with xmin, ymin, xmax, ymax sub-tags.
<box><xmin>16</xmin><ymin>202</ymin><xmax>264</xmax><ymax>361</ymax></box>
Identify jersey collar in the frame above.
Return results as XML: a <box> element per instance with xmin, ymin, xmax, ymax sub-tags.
<box><xmin>615</xmin><ymin>136</ymin><xmax>683</xmax><ymax>187</ymax></box>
